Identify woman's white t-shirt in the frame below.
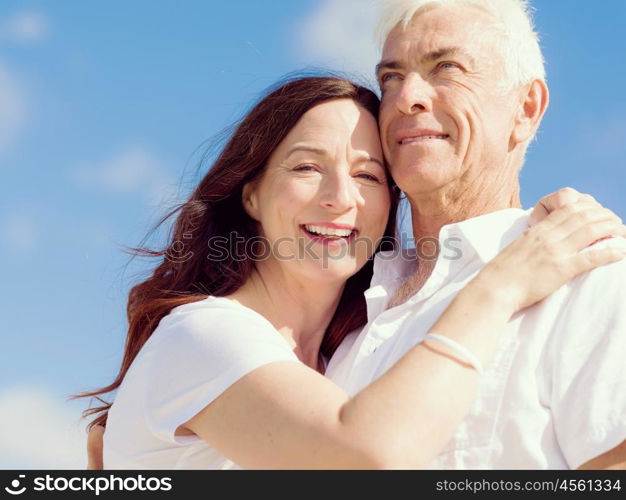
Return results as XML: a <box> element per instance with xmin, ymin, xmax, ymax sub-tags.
<box><xmin>103</xmin><ymin>296</ymin><xmax>300</xmax><ymax>469</ymax></box>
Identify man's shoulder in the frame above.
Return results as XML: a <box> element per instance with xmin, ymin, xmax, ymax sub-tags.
<box><xmin>538</xmin><ymin>237</ymin><xmax>626</xmax><ymax>351</ymax></box>
<box><xmin>571</xmin><ymin>237</ymin><xmax>626</xmax><ymax>293</ymax></box>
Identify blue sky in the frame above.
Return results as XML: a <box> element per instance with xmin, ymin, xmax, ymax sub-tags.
<box><xmin>0</xmin><ymin>0</ymin><xmax>624</xmax><ymax>468</ymax></box>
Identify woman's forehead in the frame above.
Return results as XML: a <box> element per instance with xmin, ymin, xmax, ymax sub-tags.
<box><xmin>286</xmin><ymin>100</ymin><xmax>379</xmax><ymax>144</ymax></box>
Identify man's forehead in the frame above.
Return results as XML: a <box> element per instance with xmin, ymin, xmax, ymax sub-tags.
<box><xmin>381</xmin><ymin>4</ymin><xmax>498</xmax><ymax>59</ymax></box>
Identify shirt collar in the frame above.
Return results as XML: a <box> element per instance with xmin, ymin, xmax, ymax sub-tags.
<box><xmin>446</xmin><ymin>208</ymin><xmax>532</xmax><ymax>264</ymax></box>
<box><xmin>372</xmin><ymin>208</ymin><xmax>531</xmax><ymax>285</ymax></box>
<box><xmin>366</xmin><ymin>208</ymin><xmax>531</xmax><ymax>319</ymax></box>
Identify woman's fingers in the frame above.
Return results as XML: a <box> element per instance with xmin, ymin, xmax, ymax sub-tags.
<box><xmin>86</xmin><ymin>425</ymin><xmax>105</xmax><ymax>470</ymax></box>
<box><xmin>554</xmin><ymin>205</ymin><xmax>623</xmax><ymax>246</ymax></box>
<box><xmin>561</xmin><ymin>220</ymin><xmax>626</xmax><ymax>254</ymax></box>
<box><xmin>529</xmin><ymin>204</ymin><xmax>624</xmax><ymax>261</ymax></box>
<box><xmin>569</xmin><ymin>247</ymin><xmax>626</xmax><ymax>277</ymax></box>
<box><xmin>536</xmin><ymin>202</ymin><xmax>622</xmax><ymax>239</ymax></box>
<box><xmin>531</xmin><ymin>200</ymin><xmax>597</xmax><ymax>231</ymax></box>
<box><xmin>529</xmin><ymin>187</ymin><xmax>595</xmax><ymax>226</ymax></box>
<box><xmin>486</xmin><ymin>203</ymin><xmax>626</xmax><ymax>311</ymax></box>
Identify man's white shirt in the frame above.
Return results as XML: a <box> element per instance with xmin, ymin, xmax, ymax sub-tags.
<box><xmin>326</xmin><ymin>209</ymin><xmax>626</xmax><ymax>469</ymax></box>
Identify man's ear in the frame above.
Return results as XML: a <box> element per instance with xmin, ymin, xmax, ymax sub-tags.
<box><xmin>511</xmin><ymin>79</ymin><xmax>549</xmax><ymax>146</ymax></box>
<box><xmin>242</xmin><ymin>182</ymin><xmax>260</xmax><ymax>221</ymax></box>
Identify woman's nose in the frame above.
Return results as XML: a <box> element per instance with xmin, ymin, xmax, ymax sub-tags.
<box><xmin>319</xmin><ymin>173</ymin><xmax>359</xmax><ymax>213</ymax></box>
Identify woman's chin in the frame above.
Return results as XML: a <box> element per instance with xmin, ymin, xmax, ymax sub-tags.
<box><xmin>296</xmin><ymin>259</ymin><xmax>363</xmax><ymax>284</ymax></box>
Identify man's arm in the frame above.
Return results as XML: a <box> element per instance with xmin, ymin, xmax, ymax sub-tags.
<box><xmin>546</xmin><ymin>237</ymin><xmax>626</xmax><ymax>469</ymax></box>
<box><xmin>578</xmin><ymin>440</ymin><xmax>626</xmax><ymax>470</ymax></box>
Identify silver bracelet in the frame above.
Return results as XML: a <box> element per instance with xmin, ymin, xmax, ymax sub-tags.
<box><xmin>422</xmin><ymin>333</ymin><xmax>484</xmax><ymax>376</ymax></box>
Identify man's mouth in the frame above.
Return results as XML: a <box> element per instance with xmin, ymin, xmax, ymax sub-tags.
<box><xmin>399</xmin><ymin>134</ymin><xmax>449</xmax><ymax>145</ymax></box>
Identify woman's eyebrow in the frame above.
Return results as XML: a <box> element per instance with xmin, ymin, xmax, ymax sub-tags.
<box><xmin>352</xmin><ymin>152</ymin><xmax>385</xmax><ymax>169</ymax></box>
<box><xmin>360</xmin><ymin>156</ymin><xmax>385</xmax><ymax>169</ymax></box>
<box><xmin>285</xmin><ymin>145</ymin><xmax>328</xmax><ymax>158</ymax></box>
<box><xmin>285</xmin><ymin>146</ymin><xmax>384</xmax><ymax>170</ymax></box>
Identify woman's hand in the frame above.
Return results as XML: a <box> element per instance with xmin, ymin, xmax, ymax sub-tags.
<box><xmin>86</xmin><ymin>425</ymin><xmax>105</xmax><ymax>470</ymax></box>
<box><xmin>529</xmin><ymin>187</ymin><xmax>606</xmax><ymax>226</ymax></box>
<box><xmin>477</xmin><ymin>202</ymin><xmax>626</xmax><ymax>312</ymax></box>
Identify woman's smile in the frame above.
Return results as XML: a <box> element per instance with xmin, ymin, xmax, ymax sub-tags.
<box><xmin>243</xmin><ymin>98</ymin><xmax>391</xmax><ymax>280</ymax></box>
<box><xmin>301</xmin><ymin>222</ymin><xmax>359</xmax><ymax>246</ymax></box>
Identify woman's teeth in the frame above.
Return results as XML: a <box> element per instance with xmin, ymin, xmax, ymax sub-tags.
<box><xmin>304</xmin><ymin>225</ymin><xmax>353</xmax><ymax>238</ymax></box>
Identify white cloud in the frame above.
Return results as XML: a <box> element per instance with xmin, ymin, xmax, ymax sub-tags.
<box><xmin>1</xmin><ymin>213</ymin><xmax>38</xmax><ymax>253</ymax></box>
<box><xmin>294</xmin><ymin>0</ymin><xmax>382</xmax><ymax>82</ymax></box>
<box><xmin>0</xmin><ymin>385</ymin><xmax>86</xmax><ymax>469</ymax></box>
<box><xmin>1</xmin><ymin>9</ymin><xmax>48</xmax><ymax>44</ymax></box>
<box><xmin>0</xmin><ymin>60</ymin><xmax>27</xmax><ymax>155</ymax></box>
<box><xmin>70</xmin><ymin>147</ymin><xmax>179</xmax><ymax>205</ymax></box>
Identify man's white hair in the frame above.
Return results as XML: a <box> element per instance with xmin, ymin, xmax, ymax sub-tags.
<box><xmin>377</xmin><ymin>0</ymin><xmax>546</xmax><ymax>90</ymax></box>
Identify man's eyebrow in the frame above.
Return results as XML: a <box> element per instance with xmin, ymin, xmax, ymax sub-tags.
<box><xmin>375</xmin><ymin>60</ymin><xmax>402</xmax><ymax>77</ymax></box>
<box><xmin>422</xmin><ymin>46</ymin><xmax>475</xmax><ymax>65</ymax></box>
<box><xmin>376</xmin><ymin>46</ymin><xmax>475</xmax><ymax>76</ymax></box>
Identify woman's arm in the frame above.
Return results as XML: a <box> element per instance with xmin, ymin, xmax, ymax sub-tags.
<box><xmin>180</xmin><ymin>202</ymin><xmax>625</xmax><ymax>469</ymax></box>
<box><xmin>87</xmin><ymin>188</ymin><xmax>610</xmax><ymax>469</ymax></box>
<box><xmin>86</xmin><ymin>424</ymin><xmax>104</xmax><ymax>470</ymax></box>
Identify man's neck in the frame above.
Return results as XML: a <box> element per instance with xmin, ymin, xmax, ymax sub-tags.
<box><xmin>409</xmin><ymin>180</ymin><xmax>522</xmax><ymax>244</ymax></box>
<box><xmin>387</xmin><ymin>181</ymin><xmax>521</xmax><ymax>310</ymax></box>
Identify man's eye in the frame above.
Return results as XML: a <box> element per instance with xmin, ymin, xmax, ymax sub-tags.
<box><xmin>438</xmin><ymin>61</ymin><xmax>460</xmax><ymax>70</ymax></box>
<box><xmin>381</xmin><ymin>73</ymin><xmax>401</xmax><ymax>83</ymax></box>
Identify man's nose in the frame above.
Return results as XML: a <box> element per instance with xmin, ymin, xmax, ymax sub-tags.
<box><xmin>319</xmin><ymin>173</ymin><xmax>360</xmax><ymax>213</ymax></box>
<box><xmin>394</xmin><ymin>73</ymin><xmax>433</xmax><ymax>115</ymax></box>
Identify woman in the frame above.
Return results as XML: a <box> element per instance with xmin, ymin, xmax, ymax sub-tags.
<box><xmin>77</xmin><ymin>76</ymin><xmax>626</xmax><ymax>469</ymax></box>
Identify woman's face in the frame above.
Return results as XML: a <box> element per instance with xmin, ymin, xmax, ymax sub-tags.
<box><xmin>244</xmin><ymin>98</ymin><xmax>391</xmax><ymax>284</ymax></box>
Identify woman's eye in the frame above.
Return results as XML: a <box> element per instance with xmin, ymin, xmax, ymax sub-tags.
<box><xmin>356</xmin><ymin>173</ymin><xmax>381</xmax><ymax>183</ymax></box>
<box><xmin>293</xmin><ymin>164</ymin><xmax>318</xmax><ymax>173</ymax></box>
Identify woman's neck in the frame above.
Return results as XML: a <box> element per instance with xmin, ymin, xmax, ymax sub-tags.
<box><xmin>228</xmin><ymin>261</ymin><xmax>345</xmax><ymax>372</ymax></box>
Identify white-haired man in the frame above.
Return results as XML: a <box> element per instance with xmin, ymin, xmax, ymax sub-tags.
<box><xmin>326</xmin><ymin>0</ymin><xmax>626</xmax><ymax>469</ymax></box>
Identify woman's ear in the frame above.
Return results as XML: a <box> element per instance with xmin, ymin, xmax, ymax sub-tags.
<box><xmin>242</xmin><ymin>182</ymin><xmax>260</xmax><ymax>221</ymax></box>
<box><xmin>510</xmin><ymin>78</ymin><xmax>549</xmax><ymax>146</ymax></box>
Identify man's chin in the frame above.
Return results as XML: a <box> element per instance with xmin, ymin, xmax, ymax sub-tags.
<box><xmin>391</xmin><ymin>161</ymin><xmax>457</xmax><ymax>194</ymax></box>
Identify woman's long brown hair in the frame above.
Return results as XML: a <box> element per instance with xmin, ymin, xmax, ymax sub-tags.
<box><xmin>73</xmin><ymin>75</ymin><xmax>400</xmax><ymax>429</ymax></box>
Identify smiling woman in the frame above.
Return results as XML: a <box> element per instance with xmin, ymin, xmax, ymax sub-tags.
<box><xmin>73</xmin><ymin>75</ymin><xmax>401</xmax><ymax>467</ymax></box>
<box><xmin>241</xmin><ymin>97</ymin><xmax>391</xmax><ymax>286</ymax></box>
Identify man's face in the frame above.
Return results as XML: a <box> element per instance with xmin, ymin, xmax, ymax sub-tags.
<box><xmin>377</xmin><ymin>5</ymin><xmax>521</xmax><ymax>198</ymax></box>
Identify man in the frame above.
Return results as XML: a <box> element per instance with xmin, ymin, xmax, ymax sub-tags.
<box><xmin>326</xmin><ymin>0</ymin><xmax>626</xmax><ymax>469</ymax></box>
